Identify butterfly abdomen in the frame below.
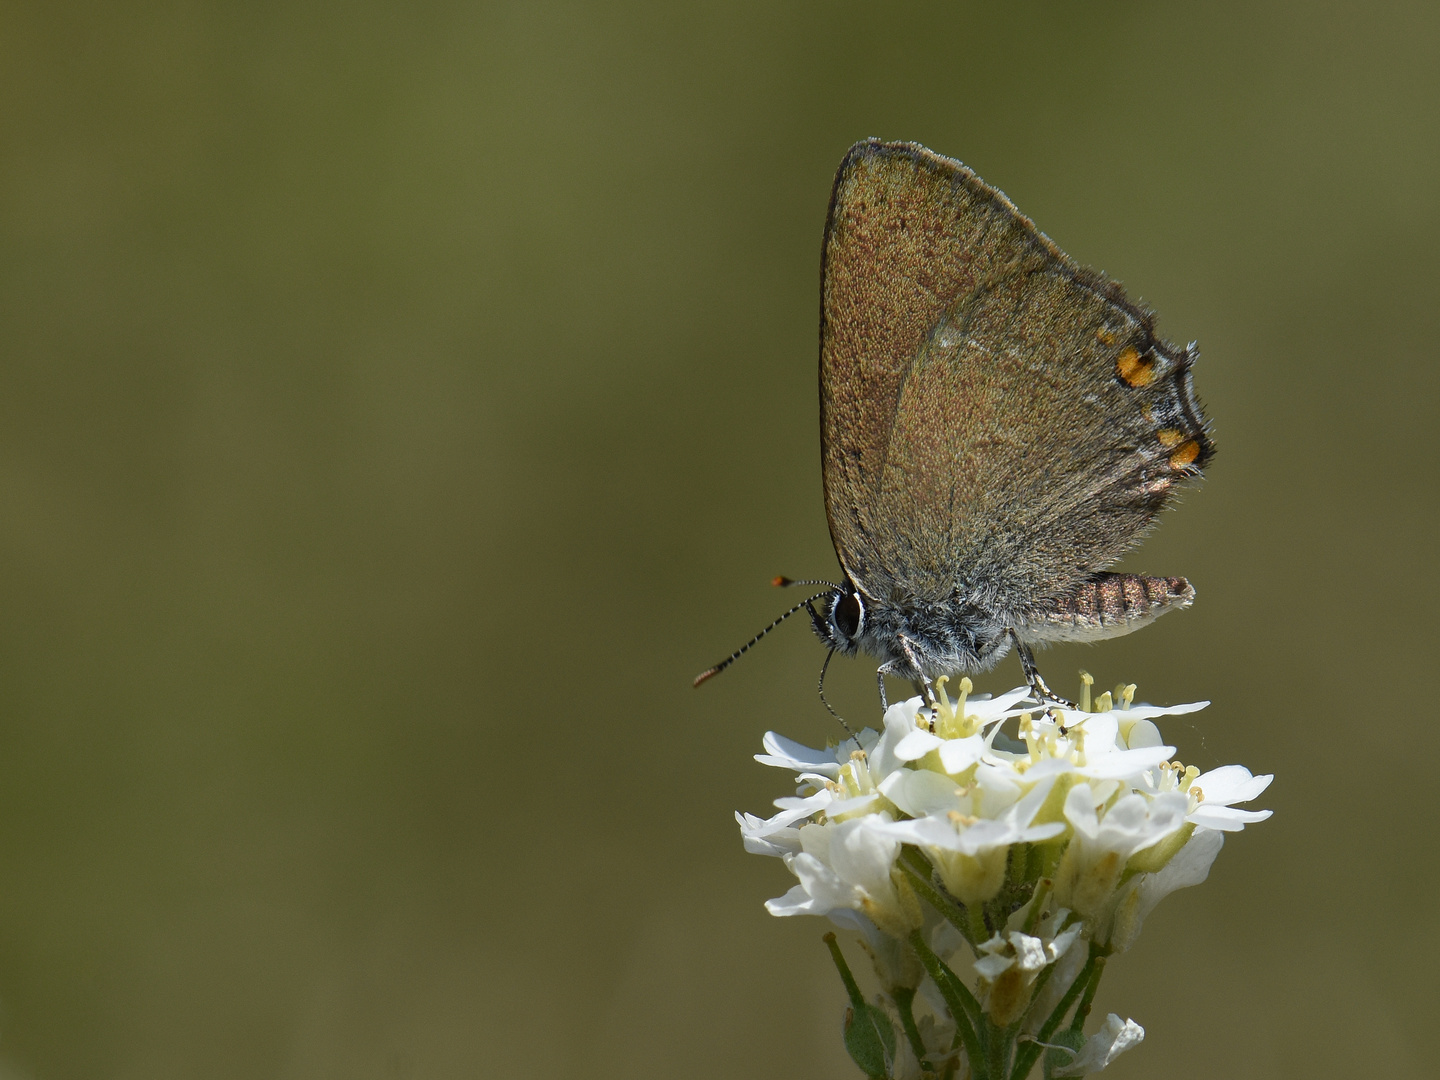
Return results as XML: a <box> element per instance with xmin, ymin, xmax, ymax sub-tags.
<box><xmin>1020</xmin><ymin>573</ymin><xmax>1194</xmax><ymax>643</ymax></box>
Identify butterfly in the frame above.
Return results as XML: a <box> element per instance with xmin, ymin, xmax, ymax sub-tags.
<box><xmin>698</xmin><ymin>139</ymin><xmax>1212</xmax><ymax>714</ymax></box>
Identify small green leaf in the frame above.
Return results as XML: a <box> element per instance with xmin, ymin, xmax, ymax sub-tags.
<box><xmin>1041</xmin><ymin>1029</ymin><xmax>1087</xmax><ymax>1079</ymax></box>
<box><xmin>843</xmin><ymin>1002</ymin><xmax>896</xmax><ymax>1079</ymax></box>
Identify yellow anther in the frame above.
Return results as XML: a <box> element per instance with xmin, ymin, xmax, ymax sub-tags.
<box><xmin>934</xmin><ymin>675</ymin><xmax>976</xmax><ymax>738</ymax></box>
<box><xmin>1079</xmin><ymin>670</ymin><xmax>1093</xmax><ymax>713</ymax></box>
<box><xmin>1094</xmin><ymin>691</ymin><xmax>1113</xmax><ymax>713</ymax></box>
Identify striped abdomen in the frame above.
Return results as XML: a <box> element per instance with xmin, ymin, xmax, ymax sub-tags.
<box><xmin>1019</xmin><ymin>573</ymin><xmax>1194</xmax><ymax>643</ymax></box>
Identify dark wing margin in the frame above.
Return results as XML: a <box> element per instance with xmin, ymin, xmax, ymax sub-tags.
<box><xmin>818</xmin><ymin>139</ymin><xmax>1212</xmax><ymax>615</ymax></box>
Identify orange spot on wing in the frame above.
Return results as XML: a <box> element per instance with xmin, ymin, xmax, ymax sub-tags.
<box><xmin>1169</xmin><ymin>440</ymin><xmax>1201</xmax><ymax>469</ymax></box>
<box><xmin>1096</xmin><ymin>327</ymin><xmax>1118</xmax><ymax>346</ymax></box>
<box><xmin>1116</xmin><ymin>346</ymin><xmax>1154</xmax><ymax>387</ymax></box>
<box><xmin>1156</xmin><ymin>428</ymin><xmax>1184</xmax><ymax>448</ymax></box>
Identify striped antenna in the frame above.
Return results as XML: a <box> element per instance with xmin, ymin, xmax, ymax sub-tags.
<box><xmin>693</xmin><ymin>589</ymin><xmax>830</xmax><ymax>687</ymax></box>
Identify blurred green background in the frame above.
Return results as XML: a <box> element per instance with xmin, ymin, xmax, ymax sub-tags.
<box><xmin>0</xmin><ymin>1</ymin><xmax>1435</xmax><ymax>1076</ymax></box>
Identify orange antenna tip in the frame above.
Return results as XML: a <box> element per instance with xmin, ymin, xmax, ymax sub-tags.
<box><xmin>772</xmin><ymin>575</ymin><xmax>793</xmax><ymax>587</ymax></box>
<box><xmin>693</xmin><ymin>666</ymin><xmax>722</xmax><ymax>688</ymax></box>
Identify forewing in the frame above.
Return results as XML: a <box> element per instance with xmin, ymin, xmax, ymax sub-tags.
<box><xmin>820</xmin><ymin>140</ymin><xmax>1212</xmax><ymax>615</ymax></box>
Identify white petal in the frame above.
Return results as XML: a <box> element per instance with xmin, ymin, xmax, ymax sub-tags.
<box><xmin>1024</xmin><ymin>931</ymin><xmax>1088</xmax><ymax>1035</ymax></box>
<box><xmin>938</xmin><ymin>734</ymin><xmax>988</xmax><ymax>774</ymax></box>
<box><xmin>757</xmin><ymin>731</ymin><xmax>842</xmax><ymax>776</ymax></box>
<box><xmin>894</xmin><ymin>729</ymin><xmax>944</xmax><ymax>761</ymax></box>
<box><xmin>824</xmin><ymin>793</ymin><xmax>882</xmax><ymax>817</ymax></box>
<box><xmin>973</xmin><ymin>952</ymin><xmax>1015</xmax><ymax>979</ymax></box>
<box><xmin>972</xmin><ymin>762</ymin><xmax>1024</xmax><ymax>812</ymax></box>
<box><xmin>1072</xmin><ymin>713</ymin><xmax>1121</xmax><ymax>754</ymax></box>
<box><xmin>741</xmin><ymin>828</ymin><xmax>801</xmax><ymax>857</ymax></box>
<box><xmin>879</xmin><ymin>768</ymin><xmax>967</xmax><ymax>817</ymax></box>
<box><xmin>1008</xmin><ymin>932</ymin><xmax>1049</xmax><ymax>972</ymax></box>
<box><xmin>976</xmin><ymin>932</ymin><xmax>1008</xmax><ymax>956</ymax></box>
<box><xmin>869</xmin><ymin>708</ymin><xmax>925</xmax><ymax>781</ymax></box>
<box><xmin>766</xmin><ymin>789</ymin><xmax>834</xmax><ymax>827</ymax></box>
<box><xmin>737</xmin><ymin>811</ymin><xmax>806</xmax><ymax>855</ymax></box>
<box><xmin>944</xmin><ymin>816</ymin><xmax>1023</xmax><ymax>855</ymax></box>
<box><xmin>1063</xmin><ymin>784</ymin><xmax>1102</xmax><ymax>837</ymax></box>
<box><xmin>962</xmin><ymin>686</ymin><xmax>1035</xmax><ymax>719</ymax></box>
<box><xmin>1192</xmin><ymin>765</ymin><xmax>1273</xmax><ymax>805</ymax></box>
<box><xmin>829</xmin><ymin>817</ymin><xmax>902</xmax><ymax>895</ymax></box>
<box><xmin>765</xmin><ymin>881</ymin><xmax>831</xmax><ymax>917</ymax></box>
<box><xmin>786</xmin><ymin>852</ymin><xmax>860</xmax><ymax>912</ymax></box>
<box><xmin>868</xmin><ymin>815</ymin><xmax>945</xmax><ymax>846</ymax></box>
<box><xmin>1052</xmin><ymin>1014</ymin><xmax>1145</xmax><ymax>1075</ymax></box>
<box><xmin>794</xmin><ymin>771</ymin><xmax>836</xmax><ymax>787</ymax></box>
<box><xmin>1103</xmin><ymin>792</ymin><xmax>1188</xmax><ymax>856</ymax></box>
<box><xmin>1077</xmin><ymin>745</ymin><xmax>1175</xmax><ymax>780</ymax></box>
<box><xmin>1188</xmin><ymin>804</ymin><xmax>1273</xmax><ymax>831</ymax></box>
<box><xmin>984</xmin><ymin>771</ymin><xmax>1054</xmax><ymax>829</ymax></box>
<box><xmin>1112</xmin><ymin>700</ymin><xmax>1209</xmax><ymax>720</ymax></box>
<box><xmin>1122</xmin><ymin>718</ymin><xmax>1164</xmax><ymax>748</ymax></box>
<box><xmin>1047</xmin><ymin>922</ymin><xmax>1082</xmax><ymax>962</ymax></box>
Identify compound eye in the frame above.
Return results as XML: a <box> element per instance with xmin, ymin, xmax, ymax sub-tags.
<box><xmin>832</xmin><ymin>592</ymin><xmax>863</xmax><ymax>639</ymax></box>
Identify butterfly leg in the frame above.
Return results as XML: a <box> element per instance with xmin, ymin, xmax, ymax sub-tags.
<box><xmin>1010</xmin><ymin>632</ymin><xmax>1078</xmax><ymax>710</ymax></box>
<box><xmin>874</xmin><ymin>663</ymin><xmax>892</xmax><ymax>712</ymax></box>
<box><xmin>875</xmin><ymin>658</ymin><xmax>920</xmax><ymax>712</ymax></box>
<box><xmin>895</xmin><ymin>637</ymin><xmax>938</xmax><ymax>707</ymax></box>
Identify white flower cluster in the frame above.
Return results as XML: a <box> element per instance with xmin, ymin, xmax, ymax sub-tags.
<box><xmin>739</xmin><ymin>676</ymin><xmax>1271</xmax><ymax>1079</ymax></box>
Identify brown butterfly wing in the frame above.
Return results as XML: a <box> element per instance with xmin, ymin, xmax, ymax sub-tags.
<box><xmin>819</xmin><ymin>140</ymin><xmax>1212</xmax><ymax>619</ymax></box>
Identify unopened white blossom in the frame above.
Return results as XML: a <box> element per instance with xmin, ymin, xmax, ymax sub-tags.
<box><xmin>766</xmin><ymin>814</ymin><xmax>923</xmax><ymax>938</ymax></box>
<box><xmin>974</xmin><ymin>909</ymin><xmax>1083</xmax><ymax>1025</ymax></box>
<box><xmin>1052</xmin><ymin>784</ymin><xmax>1190</xmax><ymax>925</ymax></box>
<box><xmin>1050</xmin><ymin>1013</ymin><xmax>1145</xmax><ymax>1075</ymax></box>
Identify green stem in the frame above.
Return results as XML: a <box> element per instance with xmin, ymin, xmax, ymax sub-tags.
<box><xmin>1024</xmin><ymin>842</ymin><xmax>1045</xmax><ymax>883</ymax></box>
<box><xmin>909</xmin><ymin>930</ymin><xmax>987</xmax><ymax>1078</ymax></box>
<box><xmin>891</xmin><ymin>986</ymin><xmax>934</xmax><ymax>1073</ymax></box>
<box><xmin>1068</xmin><ymin>956</ymin><xmax>1106</xmax><ymax>1033</ymax></box>
<box><xmin>966</xmin><ymin>902</ymin><xmax>989</xmax><ymax>945</ymax></box>
<box><xmin>822</xmin><ymin>932</ymin><xmax>868</xmax><ymax>1011</ymax></box>
<box><xmin>1006</xmin><ymin>843</ymin><xmax>1028</xmax><ymax>888</ymax></box>
<box><xmin>986</xmin><ymin>1018</ymin><xmax>1010</xmax><ymax>1080</ymax></box>
<box><xmin>1007</xmin><ymin>944</ymin><xmax>1101</xmax><ymax>1080</ymax></box>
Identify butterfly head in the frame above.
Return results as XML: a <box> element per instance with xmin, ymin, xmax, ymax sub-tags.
<box><xmin>809</xmin><ymin>585</ymin><xmax>866</xmax><ymax>657</ymax></box>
